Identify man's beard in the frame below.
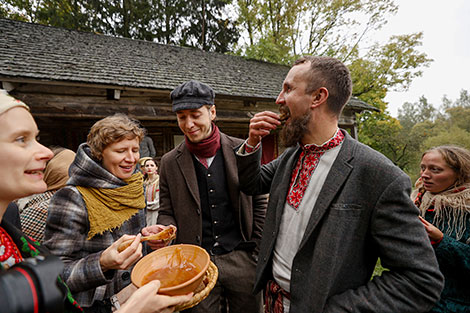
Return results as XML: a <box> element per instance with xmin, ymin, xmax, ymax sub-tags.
<box><xmin>280</xmin><ymin>110</ymin><xmax>311</xmax><ymax>147</ymax></box>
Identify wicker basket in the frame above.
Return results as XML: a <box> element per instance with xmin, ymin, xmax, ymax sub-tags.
<box><xmin>174</xmin><ymin>261</ymin><xmax>218</xmax><ymax>311</ymax></box>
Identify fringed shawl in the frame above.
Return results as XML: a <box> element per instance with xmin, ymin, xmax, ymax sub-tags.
<box><xmin>412</xmin><ymin>178</ymin><xmax>470</xmax><ymax>243</ymax></box>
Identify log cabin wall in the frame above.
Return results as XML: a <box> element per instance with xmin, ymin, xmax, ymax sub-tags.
<box><xmin>3</xmin><ymin>80</ymin><xmax>278</xmax><ymax>156</ymax></box>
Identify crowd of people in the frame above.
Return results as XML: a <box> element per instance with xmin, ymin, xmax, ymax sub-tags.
<box><xmin>0</xmin><ymin>54</ymin><xmax>468</xmax><ymax>313</ymax></box>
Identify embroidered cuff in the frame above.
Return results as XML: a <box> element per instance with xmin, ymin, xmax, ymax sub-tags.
<box><xmin>238</xmin><ymin>140</ymin><xmax>261</xmax><ymax>155</ymax></box>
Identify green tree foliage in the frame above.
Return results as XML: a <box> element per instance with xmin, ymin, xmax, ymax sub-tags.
<box><xmin>237</xmin><ymin>0</ymin><xmax>301</xmax><ymax>63</ymax></box>
<box><xmin>397</xmin><ymin>96</ymin><xmax>436</xmax><ymax>130</ymax></box>
<box><xmin>236</xmin><ymin>0</ymin><xmax>399</xmax><ymax>64</ymax></box>
<box><xmin>152</xmin><ymin>0</ymin><xmax>186</xmax><ymax>45</ymax></box>
<box><xmin>235</xmin><ymin>0</ymin><xmax>434</xmax><ymax>169</ymax></box>
<box><xmin>180</xmin><ymin>0</ymin><xmax>239</xmax><ymax>52</ymax></box>
<box><xmin>353</xmin><ymin>33</ymin><xmax>431</xmax><ymax>170</ymax></box>
<box><xmin>396</xmin><ymin>92</ymin><xmax>470</xmax><ymax>179</ymax></box>
<box><xmin>359</xmin><ymin>114</ymin><xmax>413</xmax><ymax>169</ymax></box>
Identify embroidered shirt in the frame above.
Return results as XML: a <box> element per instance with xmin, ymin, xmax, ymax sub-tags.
<box><xmin>272</xmin><ymin>129</ymin><xmax>344</xmax><ymax>312</ymax></box>
<box><xmin>287</xmin><ymin>130</ymin><xmax>344</xmax><ymax>210</ymax></box>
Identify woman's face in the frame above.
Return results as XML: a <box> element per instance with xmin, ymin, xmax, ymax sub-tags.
<box><xmin>0</xmin><ymin>107</ymin><xmax>53</xmax><ymax>202</ymax></box>
<box><xmin>101</xmin><ymin>137</ymin><xmax>140</xmax><ymax>180</ymax></box>
<box><xmin>420</xmin><ymin>150</ymin><xmax>458</xmax><ymax>194</ymax></box>
<box><xmin>144</xmin><ymin>160</ymin><xmax>157</xmax><ymax>175</ymax></box>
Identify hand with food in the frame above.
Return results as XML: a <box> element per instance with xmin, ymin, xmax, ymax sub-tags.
<box><xmin>100</xmin><ymin>234</ymin><xmax>143</xmax><ymax>272</ymax></box>
<box><xmin>141</xmin><ymin>225</ymin><xmax>177</xmax><ymax>250</ymax></box>
<box><xmin>247</xmin><ymin>110</ymin><xmax>283</xmax><ymax>147</ymax></box>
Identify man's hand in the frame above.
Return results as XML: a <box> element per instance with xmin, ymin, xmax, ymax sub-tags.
<box><xmin>247</xmin><ymin>111</ymin><xmax>281</xmax><ymax>147</ymax></box>
<box><xmin>100</xmin><ymin>234</ymin><xmax>143</xmax><ymax>272</ymax></box>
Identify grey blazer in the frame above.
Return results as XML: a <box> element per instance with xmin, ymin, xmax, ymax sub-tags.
<box><xmin>157</xmin><ymin>132</ymin><xmax>267</xmax><ymax>251</ymax></box>
<box><xmin>236</xmin><ymin>130</ymin><xmax>444</xmax><ymax>313</ymax></box>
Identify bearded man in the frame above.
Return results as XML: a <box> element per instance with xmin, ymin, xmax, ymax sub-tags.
<box><xmin>235</xmin><ymin>56</ymin><xmax>444</xmax><ymax>313</ymax></box>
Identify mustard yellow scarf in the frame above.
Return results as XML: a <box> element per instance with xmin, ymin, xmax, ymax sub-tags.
<box><xmin>77</xmin><ymin>173</ymin><xmax>146</xmax><ymax>240</ymax></box>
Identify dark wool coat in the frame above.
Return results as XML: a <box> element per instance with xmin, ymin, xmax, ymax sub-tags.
<box><xmin>424</xmin><ymin>207</ymin><xmax>470</xmax><ymax>313</ymax></box>
<box><xmin>236</xmin><ymin>130</ymin><xmax>444</xmax><ymax>313</ymax></box>
<box><xmin>157</xmin><ymin>132</ymin><xmax>267</xmax><ymax>252</ymax></box>
<box><xmin>44</xmin><ymin>143</ymin><xmax>146</xmax><ymax>308</ymax></box>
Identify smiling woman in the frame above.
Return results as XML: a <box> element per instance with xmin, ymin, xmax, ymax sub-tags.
<box><xmin>0</xmin><ymin>105</ymin><xmax>53</xmax><ymax>201</ymax></box>
<box><xmin>0</xmin><ymin>92</ymin><xmax>85</xmax><ymax>312</ymax></box>
<box><xmin>43</xmin><ymin>113</ymin><xmax>179</xmax><ymax>312</ymax></box>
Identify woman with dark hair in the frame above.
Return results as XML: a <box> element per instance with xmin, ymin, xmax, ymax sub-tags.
<box><xmin>412</xmin><ymin>145</ymin><xmax>470</xmax><ymax>312</ymax></box>
<box><xmin>142</xmin><ymin>158</ymin><xmax>160</xmax><ymax>226</ymax></box>
<box><xmin>44</xmin><ymin>114</ymin><xmax>189</xmax><ymax>312</ymax></box>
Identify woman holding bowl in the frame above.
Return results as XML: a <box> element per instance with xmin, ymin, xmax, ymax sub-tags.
<box><xmin>44</xmin><ymin>114</ymin><xmax>181</xmax><ymax>312</ymax></box>
<box><xmin>412</xmin><ymin>145</ymin><xmax>470</xmax><ymax>312</ymax></box>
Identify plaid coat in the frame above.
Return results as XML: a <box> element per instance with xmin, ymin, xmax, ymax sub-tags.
<box><xmin>44</xmin><ymin>143</ymin><xmax>146</xmax><ymax>308</ymax></box>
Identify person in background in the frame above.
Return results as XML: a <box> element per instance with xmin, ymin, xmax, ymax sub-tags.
<box><xmin>412</xmin><ymin>145</ymin><xmax>470</xmax><ymax>312</ymax></box>
<box><xmin>236</xmin><ymin>56</ymin><xmax>444</xmax><ymax>312</ymax></box>
<box><xmin>138</xmin><ymin>157</ymin><xmax>151</xmax><ymax>175</ymax></box>
<box><xmin>44</xmin><ymin>113</ymin><xmax>185</xmax><ymax>312</ymax></box>
<box><xmin>142</xmin><ymin>157</ymin><xmax>160</xmax><ymax>226</ymax></box>
<box><xmin>155</xmin><ymin>80</ymin><xmax>267</xmax><ymax>313</ymax></box>
<box><xmin>139</xmin><ymin>135</ymin><xmax>156</xmax><ymax>158</ymax></box>
<box><xmin>20</xmin><ymin>147</ymin><xmax>75</xmax><ymax>243</ymax></box>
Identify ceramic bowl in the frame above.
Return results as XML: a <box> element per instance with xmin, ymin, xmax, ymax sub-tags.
<box><xmin>131</xmin><ymin>244</ymin><xmax>210</xmax><ymax>296</ymax></box>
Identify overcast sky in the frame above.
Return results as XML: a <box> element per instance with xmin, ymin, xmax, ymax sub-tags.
<box><xmin>371</xmin><ymin>0</ymin><xmax>470</xmax><ymax>117</ymax></box>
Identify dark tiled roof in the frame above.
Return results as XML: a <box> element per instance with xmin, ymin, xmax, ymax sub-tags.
<box><xmin>0</xmin><ymin>18</ymin><xmax>378</xmax><ymax>113</ymax></box>
<box><xmin>0</xmin><ymin>18</ymin><xmax>289</xmax><ymax>99</ymax></box>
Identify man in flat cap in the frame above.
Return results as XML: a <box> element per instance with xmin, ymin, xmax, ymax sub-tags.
<box><xmin>154</xmin><ymin>80</ymin><xmax>267</xmax><ymax>313</ymax></box>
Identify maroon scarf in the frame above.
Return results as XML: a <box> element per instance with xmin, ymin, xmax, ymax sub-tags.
<box><xmin>185</xmin><ymin>123</ymin><xmax>221</xmax><ymax>158</ymax></box>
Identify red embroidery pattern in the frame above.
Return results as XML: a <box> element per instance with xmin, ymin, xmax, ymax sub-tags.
<box><xmin>286</xmin><ymin>130</ymin><xmax>344</xmax><ymax>210</ymax></box>
<box><xmin>0</xmin><ymin>226</ymin><xmax>23</xmax><ymax>269</ymax></box>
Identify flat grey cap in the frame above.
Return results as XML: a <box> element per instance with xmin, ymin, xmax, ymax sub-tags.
<box><xmin>171</xmin><ymin>80</ymin><xmax>215</xmax><ymax>112</ymax></box>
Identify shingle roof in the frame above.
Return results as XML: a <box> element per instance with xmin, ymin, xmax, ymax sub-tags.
<box><xmin>0</xmin><ymin>18</ymin><xmax>378</xmax><ymax>112</ymax></box>
<box><xmin>0</xmin><ymin>18</ymin><xmax>289</xmax><ymax>99</ymax></box>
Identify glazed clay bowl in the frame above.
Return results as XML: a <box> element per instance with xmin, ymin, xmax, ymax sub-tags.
<box><xmin>131</xmin><ymin>244</ymin><xmax>210</xmax><ymax>296</ymax></box>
